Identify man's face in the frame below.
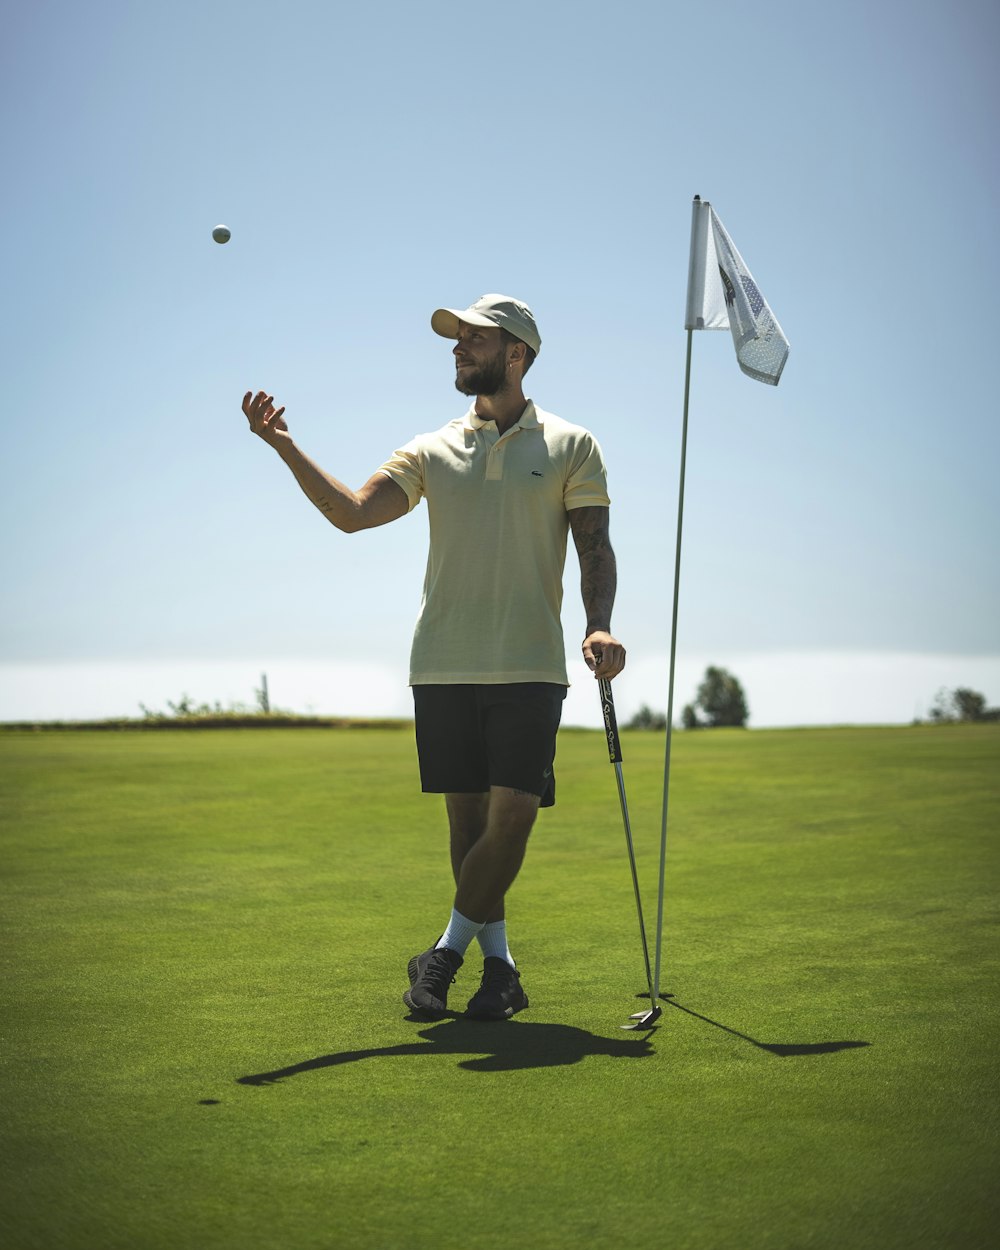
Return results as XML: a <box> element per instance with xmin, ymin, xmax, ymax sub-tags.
<box><xmin>453</xmin><ymin>322</ymin><xmax>508</xmax><ymax>397</ymax></box>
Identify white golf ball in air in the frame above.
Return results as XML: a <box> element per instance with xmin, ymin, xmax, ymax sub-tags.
<box><xmin>212</xmin><ymin>224</ymin><xmax>231</xmax><ymax>244</ymax></box>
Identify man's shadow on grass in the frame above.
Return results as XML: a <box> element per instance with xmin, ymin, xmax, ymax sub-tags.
<box><xmin>236</xmin><ymin>1001</ymin><xmax>870</xmax><ymax>1087</ymax></box>
<box><xmin>238</xmin><ymin>1016</ymin><xmax>654</xmax><ymax>1085</ymax></box>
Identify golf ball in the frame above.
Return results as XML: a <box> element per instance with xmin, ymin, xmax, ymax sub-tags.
<box><xmin>212</xmin><ymin>224</ymin><xmax>231</xmax><ymax>244</ymax></box>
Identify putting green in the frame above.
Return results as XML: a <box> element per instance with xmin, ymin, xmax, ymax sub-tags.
<box><xmin>1</xmin><ymin>724</ymin><xmax>997</xmax><ymax>1249</ymax></box>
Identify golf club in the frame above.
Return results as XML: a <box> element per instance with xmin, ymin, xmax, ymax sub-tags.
<box><xmin>598</xmin><ymin>678</ymin><xmax>662</xmax><ymax>1030</ymax></box>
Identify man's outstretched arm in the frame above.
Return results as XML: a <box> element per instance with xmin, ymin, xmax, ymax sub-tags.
<box><xmin>568</xmin><ymin>505</ymin><xmax>626</xmax><ymax>679</ymax></box>
<box><xmin>242</xmin><ymin>390</ymin><xmax>408</xmax><ymax>533</ymax></box>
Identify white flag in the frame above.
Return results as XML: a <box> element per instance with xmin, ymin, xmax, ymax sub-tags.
<box><xmin>685</xmin><ymin>197</ymin><xmax>789</xmax><ymax>386</ymax></box>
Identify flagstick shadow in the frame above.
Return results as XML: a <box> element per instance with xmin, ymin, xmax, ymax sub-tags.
<box><xmin>663</xmin><ymin>998</ymin><xmax>871</xmax><ymax>1057</ymax></box>
<box><xmin>237</xmin><ymin>1017</ymin><xmax>655</xmax><ymax>1086</ymax></box>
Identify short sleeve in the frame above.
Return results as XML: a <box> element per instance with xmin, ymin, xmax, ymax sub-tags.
<box><xmin>563</xmin><ymin>433</ymin><xmax>611</xmax><ymax>511</ymax></box>
<box><xmin>378</xmin><ymin>437</ymin><xmax>425</xmax><ymax>512</ymax></box>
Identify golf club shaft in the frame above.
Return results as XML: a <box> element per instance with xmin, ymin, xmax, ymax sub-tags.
<box><xmin>599</xmin><ymin>679</ymin><xmax>653</xmax><ymax>994</ymax></box>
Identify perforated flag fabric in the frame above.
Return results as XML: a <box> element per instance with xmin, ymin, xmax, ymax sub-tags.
<box><xmin>684</xmin><ymin>198</ymin><xmax>789</xmax><ymax>386</ymax></box>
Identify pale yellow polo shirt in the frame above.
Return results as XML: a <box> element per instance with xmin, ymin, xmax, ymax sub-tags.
<box><xmin>379</xmin><ymin>401</ymin><xmax>610</xmax><ymax>686</ymax></box>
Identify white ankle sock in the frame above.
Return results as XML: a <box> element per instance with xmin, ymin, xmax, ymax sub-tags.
<box><xmin>477</xmin><ymin>920</ymin><xmax>515</xmax><ymax>967</ymax></box>
<box><xmin>436</xmin><ymin>909</ymin><xmax>483</xmax><ymax>957</ymax></box>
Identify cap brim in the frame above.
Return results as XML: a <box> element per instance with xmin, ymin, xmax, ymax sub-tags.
<box><xmin>431</xmin><ymin>307</ymin><xmax>497</xmax><ymax>339</ymax></box>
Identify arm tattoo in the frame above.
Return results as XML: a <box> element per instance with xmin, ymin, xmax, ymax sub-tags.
<box><xmin>573</xmin><ymin>527</ymin><xmax>610</xmax><ymax>558</ymax></box>
<box><xmin>570</xmin><ymin>508</ymin><xmax>617</xmax><ymax>634</ymax></box>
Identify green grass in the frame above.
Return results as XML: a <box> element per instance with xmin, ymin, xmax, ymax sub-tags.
<box><xmin>1</xmin><ymin>725</ymin><xmax>998</xmax><ymax>1250</ymax></box>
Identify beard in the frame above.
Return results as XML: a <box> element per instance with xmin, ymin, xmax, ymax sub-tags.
<box><xmin>455</xmin><ymin>348</ymin><xmax>507</xmax><ymax>397</ymax></box>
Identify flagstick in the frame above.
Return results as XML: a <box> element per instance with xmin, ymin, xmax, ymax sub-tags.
<box><xmin>649</xmin><ymin>192</ymin><xmax>786</xmax><ymax>1004</ymax></box>
<box><xmin>651</xmin><ymin>325</ymin><xmax>694</xmax><ymax>1006</ymax></box>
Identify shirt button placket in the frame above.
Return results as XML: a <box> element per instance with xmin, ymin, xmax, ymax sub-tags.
<box><xmin>486</xmin><ymin>437</ymin><xmax>505</xmax><ymax>482</ymax></box>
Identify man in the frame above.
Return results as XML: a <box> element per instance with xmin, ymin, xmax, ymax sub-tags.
<box><xmin>242</xmin><ymin>294</ymin><xmax>625</xmax><ymax>1022</ymax></box>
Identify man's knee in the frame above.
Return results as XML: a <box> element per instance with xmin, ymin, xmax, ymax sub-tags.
<box><xmin>445</xmin><ymin>793</ymin><xmax>490</xmax><ymax>873</ymax></box>
<box><xmin>446</xmin><ymin>793</ymin><xmax>489</xmax><ymax>836</ymax></box>
<box><xmin>487</xmin><ymin>785</ymin><xmax>541</xmax><ymax>843</ymax></box>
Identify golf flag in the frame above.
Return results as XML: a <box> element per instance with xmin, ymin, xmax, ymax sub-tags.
<box><xmin>685</xmin><ymin>197</ymin><xmax>789</xmax><ymax>385</ymax></box>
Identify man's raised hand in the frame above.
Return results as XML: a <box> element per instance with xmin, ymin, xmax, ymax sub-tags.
<box><xmin>242</xmin><ymin>390</ymin><xmax>289</xmax><ymax>446</ymax></box>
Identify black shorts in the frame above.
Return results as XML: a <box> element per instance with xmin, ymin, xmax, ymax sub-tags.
<box><xmin>412</xmin><ymin>683</ymin><xmax>567</xmax><ymax>808</ymax></box>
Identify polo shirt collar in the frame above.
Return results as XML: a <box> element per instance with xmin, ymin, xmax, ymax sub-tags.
<box><xmin>463</xmin><ymin>400</ymin><xmax>540</xmax><ymax>432</ymax></box>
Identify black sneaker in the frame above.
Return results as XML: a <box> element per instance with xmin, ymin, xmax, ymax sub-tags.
<box><xmin>402</xmin><ymin>945</ymin><xmax>464</xmax><ymax>1019</ymax></box>
<box><xmin>465</xmin><ymin>957</ymin><xmax>529</xmax><ymax>1020</ymax></box>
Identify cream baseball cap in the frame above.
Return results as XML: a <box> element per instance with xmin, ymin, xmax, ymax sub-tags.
<box><xmin>431</xmin><ymin>293</ymin><xmax>541</xmax><ymax>355</ymax></box>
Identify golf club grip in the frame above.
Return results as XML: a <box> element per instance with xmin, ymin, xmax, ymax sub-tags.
<box><xmin>599</xmin><ymin>678</ymin><xmax>623</xmax><ymax>764</ymax></box>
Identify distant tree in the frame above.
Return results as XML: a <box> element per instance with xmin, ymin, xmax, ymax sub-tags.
<box><xmin>625</xmin><ymin>704</ymin><xmax>667</xmax><ymax>731</ymax></box>
<box><xmin>683</xmin><ymin>666</ymin><xmax>749</xmax><ymax>729</ymax></box>
<box><xmin>167</xmin><ymin>694</ymin><xmax>201</xmax><ymax>717</ymax></box>
<box><xmin>928</xmin><ymin>689</ymin><xmax>952</xmax><ymax>722</ymax></box>
<box><xmin>954</xmin><ymin>688</ymin><xmax>987</xmax><ymax>721</ymax></box>
<box><xmin>928</xmin><ymin>687</ymin><xmax>998</xmax><ymax>723</ymax></box>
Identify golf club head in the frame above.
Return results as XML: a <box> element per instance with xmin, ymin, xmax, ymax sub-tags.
<box><xmin>620</xmin><ymin>1004</ymin><xmax>662</xmax><ymax>1031</ymax></box>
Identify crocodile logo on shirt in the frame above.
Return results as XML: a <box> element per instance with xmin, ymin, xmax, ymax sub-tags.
<box><xmin>531</xmin><ymin>471</ymin><xmax>544</xmax><ymax>477</ymax></box>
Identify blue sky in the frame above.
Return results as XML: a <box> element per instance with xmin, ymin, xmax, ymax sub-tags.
<box><xmin>2</xmin><ymin>0</ymin><xmax>998</xmax><ymax>727</ymax></box>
